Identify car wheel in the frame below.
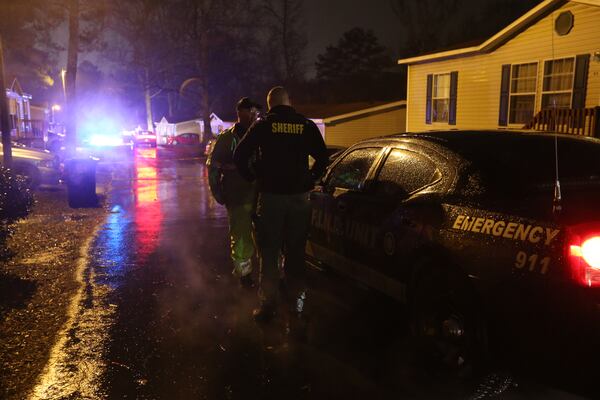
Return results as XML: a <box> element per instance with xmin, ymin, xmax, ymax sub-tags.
<box><xmin>411</xmin><ymin>265</ymin><xmax>488</xmax><ymax>378</ymax></box>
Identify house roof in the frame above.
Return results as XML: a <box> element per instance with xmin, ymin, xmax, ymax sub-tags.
<box><xmin>5</xmin><ymin>78</ymin><xmax>32</xmax><ymax>100</ymax></box>
<box><xmin>296</xmin><ymin>100</ymin><xmax>406</xmax><ymax>123</ymax></box>
<box><xmin>10</xmin><ymin>78</ymin><xmax>24</xmax><ymax>95</ymax></box>
<box><xmin>296</xmin><ymin>102</ymin><xmax>388</xmax><ymax>119</ymax></box>
<box><xmin>574</xmin><ymin>0</ymin><xmax>600</xmax><ymax>5</ymax></box>
<box><xmin>397</xmin><ymin>0</ymin><xmax>597</xmax><ymax>65</ymax></box>
<box><xmin>162</xmin><ymin>101</ymin><xmax>407</xmax><ymax>127</ymax></box>
<box><xmin>157</xmin><ymin>112</ymin><xmax>231</xmax><ymax>125</ymax></box>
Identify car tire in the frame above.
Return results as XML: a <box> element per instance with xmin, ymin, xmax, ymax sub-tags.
<box><xmin>410</xmin><ymin>265</ymin><xmax>488</xmax><ymax>378</ymax></box>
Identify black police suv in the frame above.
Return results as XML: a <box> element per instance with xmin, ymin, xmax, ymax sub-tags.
<box><xmin>306</xmin><ymin>130</ymin><xmax>600</xmax><ymax>373</ymax></box>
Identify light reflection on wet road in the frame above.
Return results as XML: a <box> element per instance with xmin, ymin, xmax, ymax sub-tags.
<box><xmin>39</xmin><ymin>149</ymin><xmax>589</xmax><ymax>399</ymax></box>
<box><xmin>89</xmin><ymin>149</ymin><xmax>412</xmax><ymax>399</ymax></box>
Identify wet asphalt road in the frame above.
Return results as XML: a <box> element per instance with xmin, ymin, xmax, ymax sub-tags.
<box><xmin>93</xmin><ymin>148</ymin><xmax>417</xmax><ymax>399</ymax></box>
<box><xmin>33</xmin><ymin>147</ymin><xmax>591</xmax><ymax>399</ymax></box>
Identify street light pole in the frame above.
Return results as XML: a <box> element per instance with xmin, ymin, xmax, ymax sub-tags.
<box><xmin>0</xmin><ymin>34</ymin><xmax>12</xmax><ymax>169</ymax></box>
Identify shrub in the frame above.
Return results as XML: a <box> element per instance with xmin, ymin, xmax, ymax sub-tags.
<box><xmin>0</xmin><ymin>166</ymin><xmax>34</xmax><ymax>255</ymax></box>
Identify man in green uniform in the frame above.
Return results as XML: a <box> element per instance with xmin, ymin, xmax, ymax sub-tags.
<box><xmin>207</xmin><ymin>97</ymin><xmax>260</xmax><ymax>285</ymax></box>
<box><xmin>234</xmin><ymin>87</ymin><xmax>328</xmax><ymax>321</ymax></box>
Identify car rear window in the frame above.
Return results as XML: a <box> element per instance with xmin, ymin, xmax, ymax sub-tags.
<box><xmin>448</xmin><ymin>135</ymin><xmax>600</xmax><ymax>196</ymax></box>
<box><xmin>375</xmin><ymin>149</ymin><xmax>439</xmax><ymax>197</ymax></box>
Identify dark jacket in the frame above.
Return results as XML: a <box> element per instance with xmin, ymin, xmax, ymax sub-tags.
<box><xmin>233</xmin><ymin>105</ymin><xmax>328</xmax><ymax>194</ymax></box>
<box><xmin>207</xmin><ymin>123</ymin><xmax>255</xmax><ymax>205</ymax></box>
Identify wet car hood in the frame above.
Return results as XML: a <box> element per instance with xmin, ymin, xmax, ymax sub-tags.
<box><xmin>0</xmin><ymin>143</ymin><xmax>54</xmax><ymax>161</ymax></box>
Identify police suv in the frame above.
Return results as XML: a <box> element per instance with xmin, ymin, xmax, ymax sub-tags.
<box><xmin>306</xmin><ymin>130</ymin><xmax>600</xmax><ymax>371</ymax></box>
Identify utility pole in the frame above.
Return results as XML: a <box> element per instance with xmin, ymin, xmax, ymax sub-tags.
<box><xmin>0</xmin><ymin>35</ymin><xmax>12</xmax><ymax>169</ymax></box>
<box><xmin>65</xmin><ymin>0</ymin><xmax>79</xmax><ymax>157</ymax></box>
<box><xmin>144</xmin><ymin>67</ymin><xmax>154</xmax><ymax>132</ymax></box>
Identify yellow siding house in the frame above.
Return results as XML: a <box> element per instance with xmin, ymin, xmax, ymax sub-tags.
<box><xmin>320</xmin><ymin>101</ymin><xmax>406</xmax><ymax>147</ymax></box>
<box><xmin>398</xmin><ymin>0</ymin><xmax>600</xmax><ymax>136</ymax></box>
<box><xmin>299</xmin><ymin>101</ymin><xmax>407</xmax><ymax>148</ymax></box>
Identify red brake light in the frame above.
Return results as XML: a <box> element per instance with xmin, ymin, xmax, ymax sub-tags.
<box><xmin>568</xmin><ymin>232</ymin><xmax>600</xmax><ymax>288</ymax></box>
<box><xmin>580</xmin><ymin>237</ymin><xmax>600</xmax><ymax>269</ymax></box>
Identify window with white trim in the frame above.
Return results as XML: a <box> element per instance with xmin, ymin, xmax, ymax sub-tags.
<box><xmin>542</xmin><ymin>57</ymin><xmax>574</xmax><ymax>109</ymax></box>
<box><xmin>508</xmin><ymin>62</ymin><xmax>537</xmax><ymax>124</ymax></box>
<box><xmin>432</xmin><ymin>73</ymin><xmax>450</xmax><ymax>123</ymax></box>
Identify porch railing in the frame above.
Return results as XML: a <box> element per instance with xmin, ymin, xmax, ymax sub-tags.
<box><xmin>16</xmin><ymin>119</ymin><xmax>47</xmax><ymax>138</ymax></box>
<box><xmin>523</xmin><ymin>107</ymin><xmax>600</xmax><ymax>138</ymax></box>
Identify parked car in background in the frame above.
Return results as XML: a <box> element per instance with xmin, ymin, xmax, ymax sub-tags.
<box><xmin>167</xmin><ymin>133</ymin><xmax>200</xmax><ymax>147</ymax></box>
<box><xmin>0</xmin><ymin>143</ymin><xmax>62</xmax><ymax>189</ymax></box>
<box><xmin>133</xmin><ymin>131</ymin><xmax>157</xmax><ymax>147</ymax></box>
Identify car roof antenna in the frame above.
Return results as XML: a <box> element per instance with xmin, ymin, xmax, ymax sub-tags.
<box><xmin>549</xmin><ymin>14</ymin><xmax>562</xmax><ymax>217</ymax></box>
<box><xmin>552</xmin><ymin>133</ymin><xmax>562</xmax><ymax>216</ymax></box>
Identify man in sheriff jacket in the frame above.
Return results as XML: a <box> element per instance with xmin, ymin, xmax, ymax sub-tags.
<box><xmin>207</xmin><ymin>97</ymin><xmax>261</xmax><ymax>285</ymax></box>
<box><xmin>234</xmin><ymin>87</ymin><xmax>328</xmax><ymax>322</ymax></box>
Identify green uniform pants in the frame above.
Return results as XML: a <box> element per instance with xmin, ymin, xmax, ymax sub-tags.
<box><xmin>254</xmin><ymin>192</ymin><xmax>311</xmax><ymax>306</ymax></box>
<box><xmin>226</xmin><ymin>201</ymin><xmax>255</xmax><ymax>273</ymax></box>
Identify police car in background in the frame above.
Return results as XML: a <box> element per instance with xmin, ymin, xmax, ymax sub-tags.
<box><xmin>307</xmin><ymin>130</ymin><xmax>600</xmax><ymax>375</ymax></box>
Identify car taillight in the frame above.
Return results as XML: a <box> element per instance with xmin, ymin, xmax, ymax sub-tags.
<box><xmin>568</xmin><ymin>229</ymin><xmax>600</xmax><ymax>288</ymax></box>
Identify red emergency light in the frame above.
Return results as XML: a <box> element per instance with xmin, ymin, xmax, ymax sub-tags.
<box><xmin>568</xmin><ymin>227</ymin><xmax>600</xmax><ymax>288</ymax></box>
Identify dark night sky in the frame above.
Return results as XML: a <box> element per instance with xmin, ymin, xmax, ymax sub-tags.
<box><xmin>304</xmin><ymin>0</ymin><xmax>400</xmax><ymax>75</ymax></box>
<box><xmin>76</xmin><ymin>1</ymin><xmax>400</xmax><ymax>77</ymax></box>
<box><xmin>54</xmin><ymin>0</ymin><xmax>544</xmax><ymax>124</ymax></box>
<box><xmin>302</xmin><ymin>0</ymin><xmax>544</xmax><ymax>76</ymax></box>
<box><xmin>77</xmin><ymin>0</ymin><xmax>542</xmax><ymax>78</ymax></box>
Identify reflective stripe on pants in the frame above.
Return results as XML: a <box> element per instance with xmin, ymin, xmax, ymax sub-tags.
<box><xmin>226</xmin><ymin>201</ymin><xmax>256</xmax><ymax>270</ymax></box>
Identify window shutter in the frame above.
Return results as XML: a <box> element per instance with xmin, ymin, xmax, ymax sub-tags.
<box><xmin>449</xmin><ymin>71</ymin><xmax>458</xmax><ymax>125</ymax></box>
<box><xmin>426</xmin><ymin>74</ymin><xmax>433</xmax><ymax>124</ymax></box>
<box><xmin>498</xmin><ymin>64</ymin><xmax>511</xmax><ymax>126</ymax></box>
<box><xmin>572</xmin><ymin>54</ymin><xmax>590</xmax><ymax>109</ymax></box>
